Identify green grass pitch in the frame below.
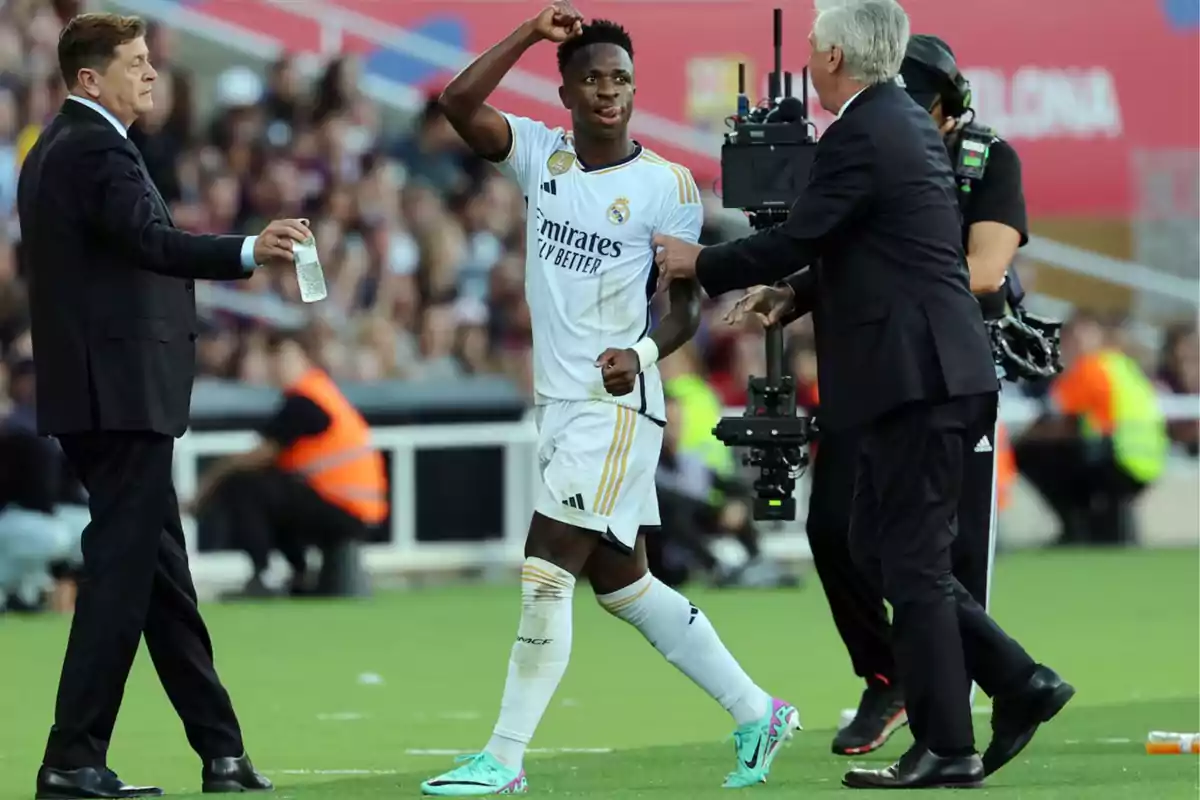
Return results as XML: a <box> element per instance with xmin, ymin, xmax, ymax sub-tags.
<box><xmin>0</xmin><ymin>548</ymin><xmax>1197</xmax><ymax>798</ymax></box>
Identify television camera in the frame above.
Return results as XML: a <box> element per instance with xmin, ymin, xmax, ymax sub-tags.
<box><xmin>712</xmin><ymin>8</ymin><xmax>820</xmax><ymax>521</ymax></box>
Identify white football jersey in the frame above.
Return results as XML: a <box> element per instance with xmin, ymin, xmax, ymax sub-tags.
<box><xmin>501</xmin><ymin>112</ymin><xmax>703</xmax><ymax>423</ymax></box>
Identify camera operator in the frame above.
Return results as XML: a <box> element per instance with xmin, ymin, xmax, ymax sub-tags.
<box><xmin>804</xmin><ymin>33</ymin><xmax>1037</xmax><ymax>757</ymax></box>
<box><xmin>654</xmin><ymin>1</ymin><xmax>1071</xmax><ymax>788</ymax></box>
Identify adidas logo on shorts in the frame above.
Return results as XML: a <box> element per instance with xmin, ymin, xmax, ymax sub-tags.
<box><xmin>562</xmin><ymin>493</ymin><xmax>586</xmax><ymax>511</ymax></box>
<box><xmin>974</xmin><ymin>436</ymin><xmax>993</xmax><ymax>453</ymax></box>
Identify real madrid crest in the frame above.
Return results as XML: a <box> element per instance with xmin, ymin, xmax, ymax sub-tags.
<box><xmin>547</xmin><ymin>150</ymin><xmax>576</xmax><ymax>176</ymax></box>
<box><xmin>607</xmin><ymin>197</ymin><xmax>631</xmax><ymax>226</ymax></box>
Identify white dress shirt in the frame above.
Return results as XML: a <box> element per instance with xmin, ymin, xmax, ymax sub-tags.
<box><xmin>836</xmin><ymin>87</ymin><xmax>868</xmax><ymax>120</ymax></box>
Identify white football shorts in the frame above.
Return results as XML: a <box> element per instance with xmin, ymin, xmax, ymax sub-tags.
<box><xmin>533</xmin><ymin>400</ymin><xmax>662</xmax><ymax>552</ymax></box>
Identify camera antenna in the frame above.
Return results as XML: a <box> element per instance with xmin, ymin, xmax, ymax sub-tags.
<box><xmin>768</xmin><ymin>7</ymin><xmax>783</xmax><ymax>104</ymax></box>
<box><xmin>737</xmin><ymin>62</ymin><xmax>749</xmax><ymax>120</ymax></box>
<box><xmin>800</xmin><ymin>66</ymin><xmax>810</xmax><ymax>119</ymax></box>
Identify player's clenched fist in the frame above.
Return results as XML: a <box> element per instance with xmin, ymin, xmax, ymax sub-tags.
<box><xmin>595</xmin><ymin>347</ymin><xmax>639</xmax><ymax>396</ymax></box>
<box><xmin>531</xmin><ymin>1</ymin><xmax>583</xmax><ymax>43</ymax></box>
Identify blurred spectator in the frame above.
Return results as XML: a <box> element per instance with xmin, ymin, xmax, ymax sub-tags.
<box><xmin>660</xmin><ymin>341</ymin><xmax>733</xmax><ymax>475</ymax></box>
<box><xmin>650</xmin><ymin>394</ymin><xmax>798</xmax><ymax>589</ymax></box>
<box><xmin>392</xmin><ymin>96</ymin><xmax>474</xmax><ymax>196</ymax></box>
<box><xmin>0</xmin><ymin>357</ymin><xmax>85</xmax><ymax>613</ymax></box>
<box><xmin>1014</xmin><ymin>312</ymin><xmax>1169</xmax><ymax>546</ymax></box>
<box><xmin>1157</xmin><ymin>323</ymin><xmax>1199</xmax><ymax>457</ymax></box>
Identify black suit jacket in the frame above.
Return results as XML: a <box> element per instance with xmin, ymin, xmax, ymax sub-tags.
<box><xmin>696</xmin><ymin>82</ymin><xmax>997</xmax><ymax>431</ymax></box>
<box><xmin>18</xmin><ymin>99</ymin><xmax>251</xmax><ymax>438</ymax></box>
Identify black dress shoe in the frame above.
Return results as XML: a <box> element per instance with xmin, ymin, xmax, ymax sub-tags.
<box><xmin>983</xmin><ymin>664</ymin><xmax>1075</xmax><ymax>776</ymax></box>
<box><xmin>843</xmin><ymin>744</ymin><xmax>984</xmax><ymax>789</ymax></box>
<box><xmin>202</xmin><ymin>753</ymin><xmax>273</xmax><ymax>793</ymax></box>
<box><xmin>832</xmin><ymin>679</ymin><xmax>908</xmax><ymax>756</ymax></box>
<box><xmin>35</xmin><ymin>765</ymin><xmax>163</xmax><ymax>799</ymax></box>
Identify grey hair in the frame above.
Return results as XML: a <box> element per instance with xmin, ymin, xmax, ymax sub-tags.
<box><xmin>812</xmin><ymin>0</ymin><xmax>910</xmax><ymax>85</ymax></box>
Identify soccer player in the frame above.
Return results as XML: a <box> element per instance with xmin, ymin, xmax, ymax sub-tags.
<box><xmin>421</xmin><ymin>4</ymin><xmax>800</xmax><ymax>795</ymax></box>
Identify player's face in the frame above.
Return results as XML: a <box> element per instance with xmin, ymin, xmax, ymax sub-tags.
<box><xmin>560</xmin><ymin>43</ymin><xmax>635</xmax><ymax>140</ymax></box>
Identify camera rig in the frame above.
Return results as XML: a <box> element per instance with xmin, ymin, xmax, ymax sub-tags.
<box><xmin>712</xmin><ymin>8</ymin><xmax>820</xmax><ymax>521</ymax></box>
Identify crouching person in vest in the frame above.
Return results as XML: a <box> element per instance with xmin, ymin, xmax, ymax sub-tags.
<box><xmin>1014</xmin><ymin>312</ymin><xmax>1167</xmax><ymax>546</ymax></box>
<box><xmin>190</xmin><ymin>331</ymin><xmax>388</xmax><ymax>597</ymax></box>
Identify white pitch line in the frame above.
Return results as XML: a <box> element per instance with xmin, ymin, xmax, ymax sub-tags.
<box><xmin>271</xmin><ymin>769</ymin><xmax>400</xmax><ymax>776</ymax></box>
<box><xmin>405</xmin><ymin>748</ymin><xmax>612</xmax><ymax>756</ymax></box>
<box><xmin>316</xmin><ymin>712</ymin><xmax>366</xmax><ymax>722</ymax></box>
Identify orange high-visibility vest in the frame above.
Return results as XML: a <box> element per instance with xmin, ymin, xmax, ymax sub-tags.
<box><xmin>275</xmin><ymin>368</ymin><xmax>388</xmax><ymax>525</ymax></box>
<box><xmin>994</xmin><ymin>421</ymin><xmax>1016</xmax><ymax>512</ymax></box>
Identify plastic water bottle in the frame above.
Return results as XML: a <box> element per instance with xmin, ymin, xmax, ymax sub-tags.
<box><xmin>1146</xmin><ymin>731</ymin><xmax>1200</xmax><ymax>755</ymax></box>
<box><xmin>293</xmin><ymin>237</ymin><xmax>328</xmax><ymax>303</ymax></box>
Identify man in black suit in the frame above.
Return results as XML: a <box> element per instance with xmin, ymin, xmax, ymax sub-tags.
<box><xmin>653</xmin><ymin>0</ymin><xmax>1072</xmax><ymax>789</ymax></box>
<box><xmin>18</xmin><ymin>13</ymin><xmax>308</xmax><ymax>799</ymax></box>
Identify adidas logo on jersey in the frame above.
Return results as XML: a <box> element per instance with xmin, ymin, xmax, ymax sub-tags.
<box><xmin>974</xmin><ymin>436</ymin><xmax>993</xmax><ymax>453</ymax></box>
<box><xmin>541</xmin><ymin>180</ymin><xmax>557</xmax><ymax>196</ymax></box>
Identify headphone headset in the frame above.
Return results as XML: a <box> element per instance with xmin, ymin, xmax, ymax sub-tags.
<box><xmin>903</xmin><ymin>35</ymin><xmax>972</xmax><ymax>118</ymax></box>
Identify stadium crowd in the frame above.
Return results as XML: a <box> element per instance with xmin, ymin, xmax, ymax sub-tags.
<box><xmin>0</xmin><ymin>7</ymin><xmax>1196</xmax><ymax>612</ymax></box>
<box><xmin>1</xmin><ymin>9</ymin><xmax>1194</xmax><ymax>420</ymax></box>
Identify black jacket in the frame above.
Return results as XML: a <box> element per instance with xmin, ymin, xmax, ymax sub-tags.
<box><xmin>18</xmin><ymin>99</ymin><xmax>250</xmax><ymax>437</ymax></box>
<box><xmin>696</xmin><ymin>82</ymin><xmax>997</xmax><ymax>431</ymax></box>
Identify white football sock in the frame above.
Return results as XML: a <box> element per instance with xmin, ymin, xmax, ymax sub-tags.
<box><xmin>485</xmin><ymin>557</ymin><xmax>575</xmax><ymax>770</ymax></box>
<box><xmin>597</xmin><ymin>572</ymin><xmax>771</xmax><ymax>726</ymax></box>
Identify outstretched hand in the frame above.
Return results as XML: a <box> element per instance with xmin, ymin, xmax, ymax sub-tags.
<box><xmin>724</xmin><ymin>284</ymin><xmax>796</xmax><ymax>327</ymax></box>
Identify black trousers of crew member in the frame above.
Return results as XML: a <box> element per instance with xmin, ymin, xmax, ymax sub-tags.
<box><xmin>45</xmin><ymin>432</ymin><xmax>243</xmax><ymax>769</ymax></box>
<box><xmin>845</xmin><ymin>394</ymin><xmax>1034</xmax><ymax>752</ymax></box>
<box><xmin>206</xmin><ymin>467</ymin><xmax>366</xmax><ymax>577</ymax></box>
<box><xmin>807</xmin><ymin>395</ymin><xmax>998</xmax><ymax>684</ymax></box>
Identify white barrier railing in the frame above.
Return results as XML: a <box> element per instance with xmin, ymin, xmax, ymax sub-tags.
<box><xmin>178</xmin><ymin>393</ymin><xmax>1200</xmax><ymax>589</ymax></box>
<box><xmin>178</xmin><ymin>421</ymin><xmax>541</xmax><ymax>589</ymax></box>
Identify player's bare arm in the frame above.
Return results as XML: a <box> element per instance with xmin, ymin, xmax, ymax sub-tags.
<box><xmin>438</xmin><ymin>2</ymin><xmax>582</xmax><ymax>160</ymax></box>
<box><xmin>597</xmin><ymin>278</ymin><xmax>700</xmax><ymax>397</ymax></box>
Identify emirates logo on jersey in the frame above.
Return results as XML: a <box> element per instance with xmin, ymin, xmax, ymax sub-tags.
<box><xmin>607</xmin><ymin>197</ymin><xmax>631</xmax><ymax>226</ymax></box>
<box><xmin>534</xmin><ymin>208</ymin><xmax>624</xmax><ymax>275</ymax></box>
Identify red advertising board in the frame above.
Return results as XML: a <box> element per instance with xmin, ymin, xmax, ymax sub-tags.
<box><xmin>194</xmin><ymin>0</ymin><xmax>1199</xmax><ymax>216</ymax></box>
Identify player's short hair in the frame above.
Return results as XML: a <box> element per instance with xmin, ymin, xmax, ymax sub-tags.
<box><xmin>556</xmin><ymin>19</ymin><xmax>634</xmax><ymax>75</ymax></box>
<box><xmin>57</xmin><ymin>12</ymin><xmax>146</xmax><ymax>88</ymax></box>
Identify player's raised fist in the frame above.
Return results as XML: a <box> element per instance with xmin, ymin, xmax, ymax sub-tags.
<box><xmin>595</xmin><ymin>347</ymin><xmax>639</xmax><ymax>396</ymax></box>
<box><xmin>532</xmin><ymin>1</ymin><xmax>583</xmax><ymax>43</ymax></box>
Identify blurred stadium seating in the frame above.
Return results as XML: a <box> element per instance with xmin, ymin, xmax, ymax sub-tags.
<box><xmin>0</xmin><ymin>1</ymin><xmax>1196</xmax><ymax>602</ymax></box>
